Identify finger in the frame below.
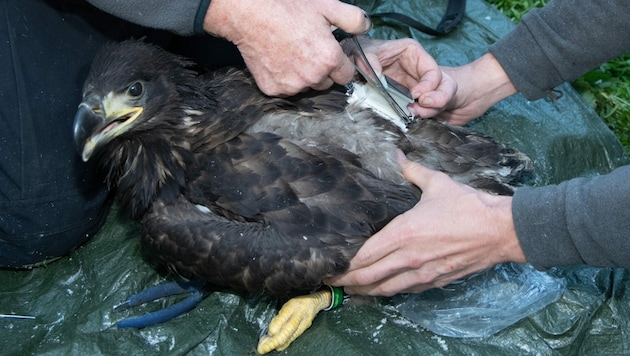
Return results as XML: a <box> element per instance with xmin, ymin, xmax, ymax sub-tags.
<box><xmin>354</xmin><ymin>50</ymin><xmax>383</xmax><ymax>79</ymax></box>
<box><xmin>327</xmin><ymin>251</ymin><xmax>410</xmax><ymax>292</ymax></box>
<box><xmin>409</xmin><ymin>70</ymin><xmax>442</xmax><ymax>98</ymax></box>
<box><xmin>350</xmin><ymin>213</ymin><xmax>413</xmax><ymax>270</ymax></box>
<box><xmin>327</xmin><ymin>52</ymin><xmax>356</xmax><ymax>85</ymax></box>
<box><xmin>323</xmin><ymin>2</ymin><xmax>372</xmax><ymax>34</ymax></box>
<box><xmin>344</xmin><ymin>268</ymin><xmax>435</xmax><ymax>296</ymax></box>
<box><xmin>344</xmin><ymin>257</ymin><xmax>482</xmax><ymax>296</ymax></box>
<box><xmin>415</xmin><ymin>90</ymin><xmax>455</xmax><ymax>110</ymax></box>
<box><xmin>250</xmin><ymin>70</ymin><xmax>300</xmax><ymax>97</ymax></box>
<box><xmin>326</xmin><ymin>219</ymin><xmax>411</xmax><ymax>287</ymax></box>
<box><xmin>261</xmin><ymin>84</ymin><xmax>301</xmax><ymax>97</ymax></box>
<box><xmin>412</xmin><ymin>74</ymin><xmax>457</xmax><ymax>108</ymax></box>
<box><xmin>435</xmin><ymin>111</ymin><xmax>474</xmax><ymax>126</ymax></box>
<box><xmin>310</xmin><ymin>76</ymin><xmax>335</xmax><ymax>91</ymax></box>
<box><xmin>407</xmin><ymin>102</ymin><xmax>444</xmax><ymax>119</ymax></box>
<box><xmin>398</xmin><ymin>155</ymin><xmax>440</xmax><ymax>189</ymax></box>
<box><xmin>384</xmin><ymin>41</ymin><xmax>437</xmax><ymax>88</ymax></box>
<box><xmin>410</xmin><ymin>89</ymin><xmax>455</xmax><ymax>118</ymax></box>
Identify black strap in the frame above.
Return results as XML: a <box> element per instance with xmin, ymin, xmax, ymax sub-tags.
<box><xmin>370</xmin><ymin>0</ymin><xmax>466</xmax><ymax>36</ymax></box>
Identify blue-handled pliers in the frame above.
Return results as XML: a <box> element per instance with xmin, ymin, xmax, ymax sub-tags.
<box><xmin>114</xmin><ymin>279</ymin><xmax>206</xmax><ymax>329</ymax></box>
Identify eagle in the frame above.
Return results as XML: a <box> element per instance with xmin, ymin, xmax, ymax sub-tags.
<box><xmin>73</xmin><ymin>40</ymin><xmax>531</xmax><ymax>353</ymax></box>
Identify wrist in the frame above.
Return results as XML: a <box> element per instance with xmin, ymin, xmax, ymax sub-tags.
<box><xmin>472</xmin><ymin>53</ymin><xmax>517</xmax><ymax>104</ymax></box>
<box><xmin>488</xmin><ymin>195</ymin><xmax>526</xmax><ymax>264</ymax></box>
<box><xmin>439</xmin><ymin>52</ymin><xmax>518</xmax><ymax>123</ymax></box>
<box><xmin>202</xmin><ymin>0</ymin><xmax>247</xmax><ymax>39</ymax></box>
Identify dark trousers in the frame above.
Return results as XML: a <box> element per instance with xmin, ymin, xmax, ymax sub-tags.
<box><xmin>0</xmin><ymin>0</ymin><xmax>242</xmax><ymax>267</ymax></box>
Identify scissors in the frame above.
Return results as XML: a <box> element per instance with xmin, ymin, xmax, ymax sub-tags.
<box><xmin>337</xmin><ymin>31</ymin><xmax>415</xmax><ymax>125</ymax></box>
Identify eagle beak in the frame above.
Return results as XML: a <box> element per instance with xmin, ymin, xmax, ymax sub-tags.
<box><xmin>73</xmin><ymin>94</ymin><xmax>143</xmax><ymax>162</ymax></box>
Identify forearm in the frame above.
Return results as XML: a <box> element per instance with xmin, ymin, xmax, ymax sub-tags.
<box><xmin>446</xmin><ymin>53</ymin><xmax>516</xmax><ymax>109</ymax></box>
<box><xmin>437</xmin><ymin>52</ymin><xmax>517</xmax><ymax>125</ymax></box>
<box><xmin>87</xmin><ymin>0</ymin><xmax>210</xmax><ymax>35</ymax></box>
<box><xmin>487</xmin><ymin>193</ymin><xmax>526</xmax><ymax>265</ymax></box>
<box><xmin>490</xmin><ymin>0</ymin><xmax>630</xmax><ymax>100</ymax></box>
<box><xmin>513</xmin><ymin>166</ymin><xmax>630</xmax><ymax>269</ymax></box>
<box><xmin>202</xmin><ymin>0</ymin><xmax>255</xmax><ymax>38</ymax></box>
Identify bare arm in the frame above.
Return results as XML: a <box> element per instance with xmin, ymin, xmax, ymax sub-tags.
<box><xmin>351</xmin><ymin>41</ymin><xmax>515</xmax><ymax>124</ymax></box>
<box><xmin>436</xmin><ymin>53</ymin><xmax>517</xmax><ymax>125</ymax></box>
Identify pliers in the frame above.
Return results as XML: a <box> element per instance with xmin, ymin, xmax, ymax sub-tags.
<box><xmin>114</xmin><ymin>279</ymin><xmax>206</xmax><ymax>329</ymax></box>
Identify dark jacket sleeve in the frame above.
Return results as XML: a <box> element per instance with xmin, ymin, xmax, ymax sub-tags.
<box><xmin>87</xmin><ymin>0</ymin><xmax>212</xmax><ymax>36</ymax></box>
<box><xmin>512</xmin><ymin>166</ymin><xmax>630</xmax><ymax>269</ymax></box>
<box><xmin>489</xmin><ymin>0</ymin><xmax>630</xmax><ymax>100</ymax></box>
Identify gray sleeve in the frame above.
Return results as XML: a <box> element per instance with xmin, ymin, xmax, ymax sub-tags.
<box><xmin>512</xmin><ymin>166</ymin><xmax>630</xmax><ymax>269</ymax></box>
<box><xmin>87</xmin><ymin>0</ymin><xmax>211</xmax><ymax>36</ymax></box>
<box><xmin>489</xmin><ymin>0</ymin><xmax>630</xmax><ymax>100</ymax></box>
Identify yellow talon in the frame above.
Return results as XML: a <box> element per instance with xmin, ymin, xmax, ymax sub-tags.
<box><xmin>257</xmin><ymin>289</ymin><xmax>332</xmax><ymax>354</ymax></box>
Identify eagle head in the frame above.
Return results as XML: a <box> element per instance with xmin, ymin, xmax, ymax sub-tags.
<box><xmin>73</xmin><ymin>40</ymin><xmax>198</xmax><ymax>162</ymax></box>
<box><xmin>72</xmin><ymin>40</ymin><xmax>201</xmax><ymax>218</ymax></box>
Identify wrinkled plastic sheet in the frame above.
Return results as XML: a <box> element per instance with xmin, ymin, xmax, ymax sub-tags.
<box><xmin>394</xmin><ymin>263</ymin><xmax>567</xmax><ymax>338</ymax></box>
<box><xmin>2</xmin><ymin>0</ymin><xmax>629</xmax><ymax>354</ymax></box>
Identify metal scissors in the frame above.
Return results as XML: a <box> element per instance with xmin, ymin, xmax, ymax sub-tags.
<box><xmin>341</xmin><ymin>34</ymin><xmax>415</xmax><ymax>125</ymax></box>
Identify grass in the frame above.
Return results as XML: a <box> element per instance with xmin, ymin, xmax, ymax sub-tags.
<box><xmin>486</xmin><ymin>0</ymin><xmax>630</xmax><ymax>153</ymax></box>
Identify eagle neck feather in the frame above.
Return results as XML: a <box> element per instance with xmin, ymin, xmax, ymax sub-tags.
<box><xmin>104</xmin><ymin>124</ymin><xmax>192</xmax><ymax>219</ymax></box>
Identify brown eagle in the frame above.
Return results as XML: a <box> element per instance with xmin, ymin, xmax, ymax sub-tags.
<box><xmin>73</xmin><ymin>40</ymin><xmax>531</xmax><ymax>353</ymax></box>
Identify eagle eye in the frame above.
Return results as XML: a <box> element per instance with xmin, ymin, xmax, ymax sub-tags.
<box><xmin>128</xmin><ymin>82</ymin><xmax>144</xmax><ymax>97</ymax></box>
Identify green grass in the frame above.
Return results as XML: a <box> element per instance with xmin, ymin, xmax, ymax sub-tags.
<box><xmin>486</xmin><ymin>0</ymin><xmax>630</xmax><ymax>153</ymax></box>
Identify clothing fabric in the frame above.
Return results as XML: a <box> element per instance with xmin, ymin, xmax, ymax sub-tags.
<box><xmin>490</xmin><ymin>0</ymin><xmax>630</xmax><ymax>101</ymax></box>
<box><xmin>87</xmin><ymin>0</ymin><xmax>243</xmax><ymax>70</ymax></box>
<box><xmin>0</xmin><ymin>0</ymin><xmax>120</xmax><ymax>267</ymax></box>
<box><xmin>493</xmin><ymin>0</ymin><xmax>630</xmax><ymax>269</ymax></box>
<box><xmin>0</xmin><ymin>0</ymin><xmax>241</xmax><ymax>268</ymax></box>
<box><xmin>87</xmin><ymin>0</ymin><xmax>211</xmax><ymax>36</ymax></box>
<box><xmin>513</xmin><ymin>167</ymin><xmax>630</xmax><ymax>269</ymax></box>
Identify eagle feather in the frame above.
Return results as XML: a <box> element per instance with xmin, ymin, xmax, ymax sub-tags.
<box><xmin>73</xmin><ymin>40</ymin><xmax>532</xmax><ymax>296</ymax></box>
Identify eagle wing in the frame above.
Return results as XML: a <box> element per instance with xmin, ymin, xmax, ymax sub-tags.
<box><xmin>143</xmin><ymin>130</ymin><xmax>419</xmax><ymax>295</ymax></box>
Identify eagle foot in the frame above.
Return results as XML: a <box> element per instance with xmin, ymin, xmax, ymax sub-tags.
<box><xmin>257</xmin><ymin>288</ymin><xmax>337</xmax><ymax>354</ymax></box>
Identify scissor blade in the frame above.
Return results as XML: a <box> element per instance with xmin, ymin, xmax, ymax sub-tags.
<box><xmin>348</xmin><ymin>36</ymin><xmax>414</xmax><ymax>124</ymax></box>
<box><xmin>384</xmin><ymin>75</ymin><xmax>413</xmax><ymax>101</ymax></box>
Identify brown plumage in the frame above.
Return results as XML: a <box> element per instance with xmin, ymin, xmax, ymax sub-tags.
<box><xmin>73</xmin><ymin>40</ymin><xmax>532</xmax><ymax>296</ymax></box>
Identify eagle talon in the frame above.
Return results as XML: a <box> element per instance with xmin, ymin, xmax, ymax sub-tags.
<box><xmin>257</xmin><ymin>288</ymin><xmax>333</xmax><ymax>354</ymax></box>
<box><xmin>115</xmin><ymin>280</ymin><xmax>206</xmax><ymax>329</ymax></box>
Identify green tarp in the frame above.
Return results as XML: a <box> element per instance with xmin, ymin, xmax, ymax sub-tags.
<box><xmin>2</xmin><ymin>0</ymin><xmax>629</xmax><ymax>354</ymax></box>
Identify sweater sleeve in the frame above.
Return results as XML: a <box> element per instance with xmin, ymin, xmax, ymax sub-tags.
<box><xmin>512</xmin><ymin>166</ymin><xmax>630</xmax><ymax>269</ymax></box>
<box><xmin>87</xmin><ymin>0</ymin><xmax>212</xmax><ymax>36</ymax></box>
<box><xmin>489</xmin><ymin>0</ymin><xmax>630</xmax><ymax>100</ymax></box>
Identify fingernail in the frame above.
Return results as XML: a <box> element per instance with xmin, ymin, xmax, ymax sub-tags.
<box><xmin>362</xmin><ymin>10</ymin><xmax>373</xmax><ymax>33</ymax></box>
<box><xmin>396</xmin><ymin>150</ymin><xmax>407</xmax><ymax>163</ymax></box>
<box><xmin>420</xmin><ymin>96</ymin><xmax>433</xmax><ymax>106</ymax></box>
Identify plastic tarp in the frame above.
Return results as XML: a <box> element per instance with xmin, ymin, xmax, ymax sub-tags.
<box><xmin>2</xmin><ymin>0</ymin><xmax>629</xmax><ymax>354</ymax></box>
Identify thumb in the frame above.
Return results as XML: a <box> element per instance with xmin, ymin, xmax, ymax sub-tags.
<box><xmin>324</xmin><ymin>2</ymin><xmax>372</xmax><ymax>34</ymax></box>
<box><xmin>397</xmin><ymin>151</ymin><xmax>439</xmax><ymax>189</ymax></box>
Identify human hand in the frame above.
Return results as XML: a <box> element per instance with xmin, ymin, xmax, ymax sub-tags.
<box><xmin>325</xmin><ymin>152</ymin><xmax>526</xmax><ymax>296</ymax></box>
<box><xmin>436</xmin><ymin>53</ymin><xmax>519</xmax><ymax>125</ymax></box>
<box><xmin>203</xmin><ymin>0</ymin><xmax>371</xmax><ymax>96</ymax></box>
<box><xmin>355</xmin><ymin>44</ymin><xmax>519</xmax><ymax>125</ymax></box>
<box><xmin>350</xmin><ymin>38</ymin><xmax>457</xmax><ymax>119</ymax></box>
